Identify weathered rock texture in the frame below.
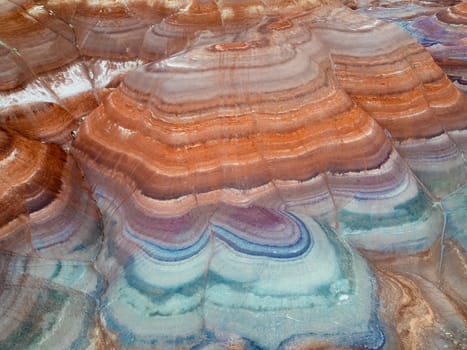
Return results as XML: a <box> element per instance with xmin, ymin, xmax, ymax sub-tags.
<box><xmin>0</xmin><ymin>1</ymin><xmax>465</xmax><ymax>349</ymax></box>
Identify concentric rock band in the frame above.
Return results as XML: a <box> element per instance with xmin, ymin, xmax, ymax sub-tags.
<box><xmin>0</xmin><ymin>0</ymin><xmax>465</xmax><ymax>349</ymax></box>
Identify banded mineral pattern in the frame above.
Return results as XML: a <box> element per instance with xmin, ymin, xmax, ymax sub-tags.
<box><xmin>351</xmin><ymin>1</ymin><xmax>467</xmax><ymax>93</ymax></box>
<box><xmin>0</xmin><ymin>127</ymin><xmax>104</xmax><ymax>348</ymax></box>
<box><xmin>0</xmin><ymin>0</ymin><xmax>466</xmax><ymax>349</ymax></box>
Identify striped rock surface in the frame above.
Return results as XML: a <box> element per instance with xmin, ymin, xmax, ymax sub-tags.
<box><xmin>0</xmin><ymin>0</ymin><xmax>466</xmax><ymax>349</ymax></box>
<box><xmin>0</xmin><ymin>127</ymin><xmax>104</xmax><ymax>348</ymax></box>
<box><xmin>353</xmin><ymin>1</ymin><xmax>467</xmax><ymax>92</ymax></box>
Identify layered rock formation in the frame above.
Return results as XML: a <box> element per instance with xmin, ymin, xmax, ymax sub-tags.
<box><xmin>0</xmin><ymin>127</ymin><xmax>104</xmax><ymax>348</ymax></box>
<box><xmin>352</xmin><ymin>1</ymin><xmax>467</xmax><ymax>92</ymax></box>
<box><xmin>0</xmin><ymin>0</ymin><xmax>466</xmax><ymax>349</ymax></box>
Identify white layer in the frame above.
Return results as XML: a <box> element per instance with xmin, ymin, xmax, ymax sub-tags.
<box><xmin>205</xmin><ymin>250</ymin><xmax>376</xmax><ymax>350</ymax></box>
